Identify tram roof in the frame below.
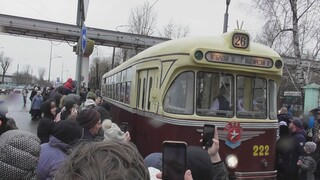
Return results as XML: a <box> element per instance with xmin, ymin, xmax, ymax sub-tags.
<box><xmin>106</xmin><ymin>31</ymin><xmax>281</xmax><ymax>76</ymax></box>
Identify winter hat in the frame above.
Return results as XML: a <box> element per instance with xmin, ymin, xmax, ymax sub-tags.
<box><xmin>279</xmin><ymin>121</ymin><xmax>287</xmax><ymax>127</ymax></box>
<box><xmin>53</xmin><ymin>119</ymin><xmax>82</xmax><ymax>145</ymax></box>
<box><xmin>94</xmin><ymin>106</ymin><xmax>111</xmax><ymax>120</ymax></box>
<box><xmin>63</xmin><ymin>99</ymin><xmax>76</xmax><ymax>111</ymax></box>
<box><xmin>292</xmin><ymin>118</ymin><xmax>304</xmax><ymax>129</ymax></box>
<box><xmin>0</xmin><ymin>130</ymin><xmax>41</xmax><ymax>180</ymax></box>
<box><xmin>102</xmin><ymin>119</ymin><xmax>125</xmax><ymax>141</ymax></box>
<box><xmin>76</xmin><ymin>108</ymin><xmax>101</xmax><ymax>129</ymax></box>
<box><xmin>187</xmin><ymin>146</ymin><xmax>213</xmax><ymax>180</ymax></box>
<box><xmin>304</xmin><ymin>141</ymin><xmax>317</xmax><ymax>153</ymax></box>
<box><xmin>86</xmin><ymin>91</ymin><xmax>97</xmax><ymax>100</ymax></box>
<box><xmin>144</xmin><ymin>152</ymin><xmax>162</xmax><ymax>171</ymax></box>
<box><xmin>83</xmin><ymin>99</ymin><xmax>96</xmax><ymax>108</ymax></box>
<box><xmin>64</xmin><ymin>94</ymin><xmax>81</xmax><ymax>105</ymax></box>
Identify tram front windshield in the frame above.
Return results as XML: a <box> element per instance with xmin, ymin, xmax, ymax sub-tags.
<box><xmin>163</xmin><ymin>71</ymin><xmax>276</xmax><ymax>119</ymax></box>
<box><xmin>196</xmin><ymin>72</ymin><xmax>267</xmax><ymax>118</ymax></box>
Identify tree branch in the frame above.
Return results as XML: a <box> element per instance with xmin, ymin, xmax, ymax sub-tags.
<box><xmin>270</xmin><ymin>28</ymin><xmax>293</xmax><ymax>47</ymax></box>
<box><xmin>297</xmin><ymin>0</ymin><xmax>316</xmax><ymax>21</ymax></box>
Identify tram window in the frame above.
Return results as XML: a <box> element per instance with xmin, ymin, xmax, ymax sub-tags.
<box><xmin>137</xmin><ymin>79</ymin><xmax>141</xmax><ymax>108</ymax></box>
<box><xmin>125</xmin><ymin>82</ymin><xmax>131</xmax><ymax>104</ymax></box>
<box><xmin>142</xmin><ymin>78</ymin><xmax>146</xmax><ymax>109</ymax></box>
<box><xmin>121</xmin><ymin>83</ymin><xmax>125</xmax><ymax>102</ymax></box>
<box><xmin>269</xmin><ymin>80</ymin><xmax>277</xmax><ymax>120</ymax></box>
<box><xmin>112</xmin><ymin>84</ymin><xmax>116</xmax><ymax>99</ymax></box>
<box><xmin>122</xmin><ymin>69</ymin><xmax>127</xmax><ymax>82</ymax></box>
<box><xmin>116</xmin><ymin>83</ymin><xmax>121</xmax><ymax>101</ymax></box>
<box><xmin>196</xmin><ymin>72</ymin><xmax>234</xmax><ymax>117</ymax></box>
<box><xmin>163</xmin><ymin>71</ymin><xmax>194</xmax><ymax>115</ymax></box>
<box><xmin>236</xmin><ymin>76</ymin><xmax>267</xmax><ymax>119</ymax></box>
<box><xmin>148</xmin><ymin>77</ymin><xmax>153</xmax><ymax>110</ymax></box>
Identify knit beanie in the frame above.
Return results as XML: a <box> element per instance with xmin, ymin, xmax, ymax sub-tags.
<box><xmin>305</xmin><ymin>141</ymin><xmax>317</xmax><ymax>154</ymax></box>
<box><xmin>292</xmin><ymin>118</ymin><xmax>304</xmax><ymax>129</ymax></box>
<box><xmin>63</xmin><ymin>99</ymin><xmax>76</xmax><ymax>111</ymax></box>
<box><xmin>0</xmin><ymin>130</ymin><xmax>41</xmax><ymax>180</ymax></box>
<box><xmin>53</xmin><ymin>119</ymin><xmax>82</xmax><ymax>145</ymax></box>
<box><xmin>64</xmin><ymin>94</ymin><xmax>81</xmax><ymax>105</ymax></box>
<box><xmin>76</xmin><ymin>108</ymin><xmax>100</xmax><ymax>129</ymax></box>
<box><xmin>86</xmin><ymin>91</ymin><xmax>97</xmax><ymax>100</ymax></box>
<box><xmin>102</xmin><ymin>119</ymin><xmax>125</xmax><ymax>141</ymax></box>
<box><xmin>187</xmin><ymin>146</ymin><xmax>213</xmax><ymax>180</ymax></box>
<box><xmin>94</xmin><ymin>106</ymin><xmax>111</xmax><ymax>120</ymax></box>
<box><xmin>83</xmin><ymin>99</ymin><xmax>96</xmax><ymax>109</ymax></box>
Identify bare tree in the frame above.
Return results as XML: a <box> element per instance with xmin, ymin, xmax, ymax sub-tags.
<box><xmin>119</xmin><ymin>2</ymin><xmax>158</xmax><ymax>61</ymax></box>
<box><xmin>0</xmin><ymin>51</ymin><xmax>12</xmax><ymax>84</ymax></box>
<box><xmin>89</xmin><ymin>57</ymin><xmax>112</xmax><ymax>89</ymax></box>
<box><xmin>38</xmin><ymin>67</ymin><xmax>46</xmax><ymax>81</ymax></box>
<box><xmin>13</xmin><ymin>64</ymin><xmax>33</xmax><ymax>86</ymax></box>
<box><xmin>253</xmin><ymin>0</ymin><xmax>320</xmax><ymax>89</ymax></box>
<box><xmin>160</xmin><ymin>20</ymin><xmax>190</xmax><ymax>39</ymax></box>
<box><xmin>128</xmin><ymin>2</ymin><xmax>157</xmax><ymax>36</ymax></box>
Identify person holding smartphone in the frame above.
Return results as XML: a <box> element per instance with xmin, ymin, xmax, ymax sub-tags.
<box><xmin>156</xmin><ymin>126</ymin><xmax>229</xmax><ymax>180</ymax></box>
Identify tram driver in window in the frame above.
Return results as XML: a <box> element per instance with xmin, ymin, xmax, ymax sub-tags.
<box><xmin>210</xmin><ymin>83</ymin><xmax>230</xmax><ymax>111</ymax></box>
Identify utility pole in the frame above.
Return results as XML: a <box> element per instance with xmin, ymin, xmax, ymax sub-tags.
<box><xmin>223</xmin><ymin>0</ymin><xmax>231</xmax><ymax>33</ymax></box>
<box><xmin>76</xmin><ymin>0</ymin><xmax>89</xmax><ymax>95</ymax></box>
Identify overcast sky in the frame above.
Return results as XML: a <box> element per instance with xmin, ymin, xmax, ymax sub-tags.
<box><xmin>0</xmin><ymin>0</ymin><xmax>261</xmax><ymax>83</ymax></box>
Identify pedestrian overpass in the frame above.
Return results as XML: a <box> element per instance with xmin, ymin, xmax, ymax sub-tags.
<box><xmin>0</xmin><ymin>13</ymin><xmax>170</xmax><ymax>51</ymax></box>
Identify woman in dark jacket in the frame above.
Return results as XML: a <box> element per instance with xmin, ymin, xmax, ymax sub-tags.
<box><xmin>37</xmin><ymin>100</ymin><xmax>57</xmax><ymax>144</ymax></box>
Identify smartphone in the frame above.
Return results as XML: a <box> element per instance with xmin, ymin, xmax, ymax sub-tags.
<box><xmin>162</xmin><ymin>141</ymin><xmax>187</xmax><ymax>180</ymax></box>
<box><xmin>120</xmin><ymin>122</ymin><xmax>128</xmax><ymax>132</ymax></box>
<box><xmin>202</xmin><ymin>124</ymin><xmax>215</xmax><ymax>148</ymax></box>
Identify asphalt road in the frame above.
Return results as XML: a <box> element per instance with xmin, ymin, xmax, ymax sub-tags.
<box><xmin>4</xmin><ymin>93</ymin><xmax>38</xmax><ymax>135</ymax></box>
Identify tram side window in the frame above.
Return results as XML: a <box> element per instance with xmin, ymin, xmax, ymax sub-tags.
<box><xmin>116</xmin><ymin>83</ymin><xmax>121</xmax><ymax>101</ymax></box>
<box><xmin>148</xmin><ymin>77</ymin><xmax>153</xmax><ymax>110</ymax></box>
<box><xmin>236</xmin><ymin>76</ymin><xmax>267</xmax><ymax>119</ymax></box>
<box><xmin>196</xmin><ymin>72</ymin><xmax>234</xmax><ymax>117</ymax></box>
<box><xmin>125</xmin><ymin>82</ymin><xmax>131</xmax><ymax>104</ymax></box>
<box><xmin>269</xmin><ymin>80</ymin><xmax>277</xmax><ymax>120</ymax></box>
<box><xmin>121</xmin><ymin>83</ymin><xmax>125</xmax><ymax>102</ymax></box>
<box><xmin>163</xmin><ymin>72</ymin><xmax>194</xmax><ymax>115</ymax></box>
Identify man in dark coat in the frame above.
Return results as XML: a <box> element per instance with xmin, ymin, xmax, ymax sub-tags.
<box><xmin>280</xmin><ymin>118</ymin><xmax>306</xmax><ymax>180</ymax></box>
<box><xmin>210</xmin><ymin>83</ymin><xmax>230</xmax><ymax>110</ymax></box>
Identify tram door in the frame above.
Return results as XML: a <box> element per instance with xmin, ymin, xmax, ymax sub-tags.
<box><xmin>137</xmin><ymin>69</ymin><xmax>158</xmax><ymax>113</ymax></box>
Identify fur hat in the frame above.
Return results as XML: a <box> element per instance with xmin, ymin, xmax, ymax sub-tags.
<box><xmin>0</xmin><ymin>130</ymin><xmax>41</xmax><ymax>180</ymax></box>
<box><xmin>187</xmin><ymin>146</ymin><xmax>213</xmax><ymax>180</ymax></box>
<box><xmin>292</xmin><ymin>118</ymin><xmax>304</xmax><ymax>129</ymax></box>
<box><xmin>304</xmin><ymin>141</ymin><xmax>317</xmax><ymax>153</ymax></box>
<box><xmin>53</xmin><ymin>119</ymin><xmax>82</xmax><ymax>145</ymax></box>
<box><xmin>102</xmin><ymin>119</ymin><xmax>125</xmax><ymax>141</ymax></box>
<box><xmin>76</xmin><ymin>109</ymin><xmax>101</xmax><ymax>129</ymax></box>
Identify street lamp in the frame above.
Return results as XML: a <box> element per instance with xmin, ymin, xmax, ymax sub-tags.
<box><xmin>223</xmin><ymin>0</ymin><xmax>231</xmax><ymax>33</ymax></box>
<box><xmin>48</xmin><ymin>55</ymin><xmax>62</xmax><ymax>82</ymax></box>
<box><xmin>48</xmin><ymin>43</ymin><xmax>62</xmax><ymax>82</ymax></box>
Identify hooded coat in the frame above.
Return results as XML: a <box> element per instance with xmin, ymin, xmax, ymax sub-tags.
<box><xmin>37</xmin><ymin>100</ymin><xmax>55</xmax><ymax>144</ymax></box>
<box><xmin>37</xmin><ymin>136</ymin><xmax>71</xmax><ymax>180</ymax></box>
<box><xmin>298</xmin><ymin>154</ymin><xmax>317</xmax><ymax>180</ymax></box>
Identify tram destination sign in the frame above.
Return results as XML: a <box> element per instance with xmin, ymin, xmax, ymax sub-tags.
<box><xmin>284</xmin><ymin>91</ymin><xmax>301</xmax><ymax>96</ymax></box>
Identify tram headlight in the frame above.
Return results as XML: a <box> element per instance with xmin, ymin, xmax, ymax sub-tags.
<box><xmin>194</xmin><ymin>50</ymin><xmax>203</xmax><ymax>60</ymax></box>
<box><xmin>225</xmin><ymin>154</ymin><xmax>238</xmax><ymax>169</ymax></box>
<box><xmin>275</xmin><ymin>60</ymin><xmax>283</xmax><ymax>69</ymax></box>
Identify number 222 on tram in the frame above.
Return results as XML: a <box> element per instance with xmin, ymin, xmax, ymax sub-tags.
<box><xmin>101</xmin><ymin>30</ymin><xmax>283</xmax><ymax>179</ymax></box>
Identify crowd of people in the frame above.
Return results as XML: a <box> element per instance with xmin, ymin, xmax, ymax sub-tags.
<box><xmin>6</xmin><ymin>77</ymin><xmax>320</xmax><ymax>180</ymax></box>
<box><xmin>276</xmin><ymin>106</ymin><xmax>320</xmax><ymax>180</ymax></box>
<box><xmin>0</xmin><ymin>77</ymin><xmax>229</xmax><ymax>180</ymax></box>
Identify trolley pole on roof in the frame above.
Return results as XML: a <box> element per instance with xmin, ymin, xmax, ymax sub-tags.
<box><xmin>223</xmin><ymin>0</ymin><xmax>231</xmax><ymax>33</ymax></box>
